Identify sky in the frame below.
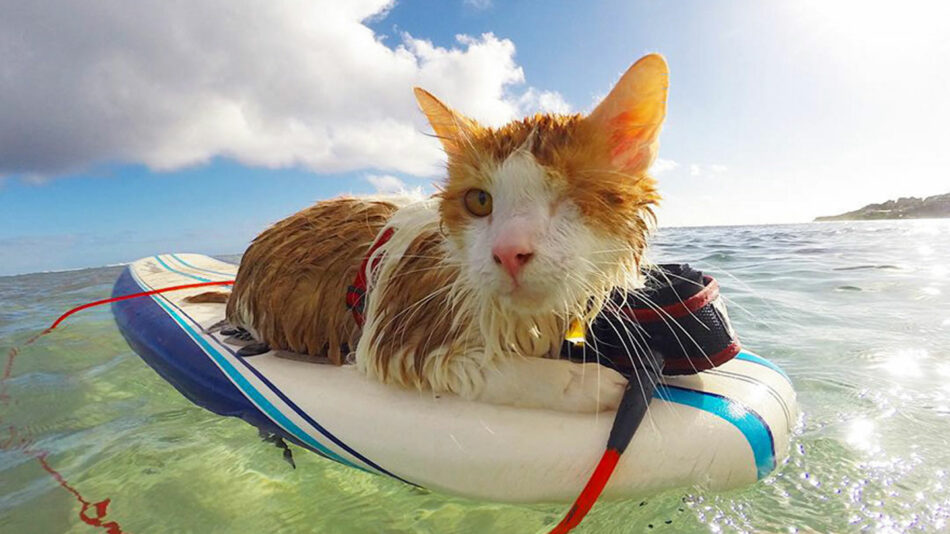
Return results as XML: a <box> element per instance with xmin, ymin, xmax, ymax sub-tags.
<box><xmin>1</xmin><ymin>0</ymin><xmax>948</xmax><ymax>276</ymax></box>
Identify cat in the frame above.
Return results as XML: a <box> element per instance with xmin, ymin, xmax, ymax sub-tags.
<box><xmin>217</xmin><ymin>53</ymin><xmax>668</xmax><ymax>413</ymax></box>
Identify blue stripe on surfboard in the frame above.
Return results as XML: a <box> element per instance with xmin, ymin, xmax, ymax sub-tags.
<box><xmin>148</xmin><ymin>292</ymin><xmax>366</xmax><ymax>471</ymax></box>
<box><xmin>149</xmin><ymin>280</ymin><xmax>415</xmax><ymax>486</ymax></box>
<box><xmin>735</xmin><ymin>351</ymin><xmax>791</xmax><ymax>382</ymax></box>
<box><xmin>143</xmin><ymin>260</ymin><xmax>413</xmax><ymax>484</ymax></box>
<box><xmin>169</xmin><ymin>253</ymin><xmax>236</xmax><ymax>278</ymax></box>
<box><xmin>705</xmin><ymin>368</ymin><xmax>792</xmax><ymax>430</ymax></box>
<box><xmin>656</xmin><ymin>384</ymin><xmax>776</xmax><ymax>479</ymax></box>
<box><xmin>232</xmin><ymin>349</ymin><xmax>416</xmax><ymax>485</ymax></box>
<box><xmin>113</xmin><ymin>268</ymin><xmax>267</xmax><ymax>433</ymax></box>
<box><xmin>135</xmin><ymin>262</ymin><xmax>360</xmax><ymax>469</ymax></box>
<box><xmin>153</xmin><ymin>255</ymin><xmax>211</xmax><ymax>282</ymax></box>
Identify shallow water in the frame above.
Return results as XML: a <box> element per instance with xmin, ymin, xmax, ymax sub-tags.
<box><xmin>1</xmin><ymin>219</ymin><xmax>949</xmax><ymax>533</ymax></box>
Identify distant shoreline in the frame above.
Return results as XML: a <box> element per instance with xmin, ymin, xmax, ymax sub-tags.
<box><xmin>814</xmin><ymin>192</ymin><xmax>950</xmax><ymax>222</ymax></box>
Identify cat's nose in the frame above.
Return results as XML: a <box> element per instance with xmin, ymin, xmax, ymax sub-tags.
<box><xmin>492</xmin><ymin>243</ymin><xmax>535</xmax><ymax>281</ymax></box>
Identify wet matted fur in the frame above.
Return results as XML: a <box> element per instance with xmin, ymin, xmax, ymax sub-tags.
<box><xmin>226</xmin><ymin>197</ymin><xmax>401</xmax><ymax>364</ymax></box>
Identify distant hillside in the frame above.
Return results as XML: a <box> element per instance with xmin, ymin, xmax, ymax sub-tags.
<box><xmin>815</xmin><ymin>193</ymin><xmax>950</xmax><ymax>222</ymax></box>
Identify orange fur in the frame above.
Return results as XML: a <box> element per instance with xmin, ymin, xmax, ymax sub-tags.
<box><xmin>436</xmin><ymin>113</ymin><xmax>659</xmax><ymax>249</ymax></box>
<box><xmin>418</xmin><ymin>54</ymin><xmax>667</xmax><ymax>259</ymax></box>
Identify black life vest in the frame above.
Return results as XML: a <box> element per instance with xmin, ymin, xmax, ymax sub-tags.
<box><xmin>562</xmin><ymin>263</ymin><xmax>740</xmax><ymax>377</ymax></box>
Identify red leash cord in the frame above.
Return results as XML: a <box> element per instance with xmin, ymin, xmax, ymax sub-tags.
<box><xmin>548</xmin><ymin>448</ymin><xmax>622</xmax><ymax>533</ymax></box>
<box><xmin>549</xmin><ymin>366</ymin><xmax>659</xmax><ymax>532</ymax></box>
<box><xmin>7</xmin><ymin>277</ymin><xmax>621</xmax><ymax>533</ymax></box>
<box><xmin>2</xmin><ymin>279</ymin><xmax>233</xmax><ymax>533</ymax></box>
<box><xmin>49</xmin><ymin>280</ymin><xmax>235</xmax><ymax>330</ymax></box>
<box><xmin>4</xmin><ymin>279</ymin><xmax>234</xmax><ymax>386</ymax></box>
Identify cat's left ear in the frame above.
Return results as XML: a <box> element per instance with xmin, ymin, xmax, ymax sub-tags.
<box><xmin>414</xmin><ymin>87</ymin><xmax>478</xmax><ymax>156</ymax></box>
<box><xmin>583</xmin><ymin>53</ymin><xmax>669</xmax><ymax>173</ymax></box>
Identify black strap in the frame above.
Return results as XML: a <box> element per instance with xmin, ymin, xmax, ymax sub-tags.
<box><xmin>607</xmin><ymin>356</ymin><xmax>662</xmax><ymax>453</ymax></box>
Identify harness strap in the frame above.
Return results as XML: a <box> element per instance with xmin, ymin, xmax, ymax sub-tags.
<box><xmin>345</xmin><ymin>227</ymin><xmax>395</xmax><ymax>327</ymax></box>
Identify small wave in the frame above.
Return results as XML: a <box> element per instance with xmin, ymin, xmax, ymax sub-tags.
<box><xmin>832</xmin><ymin>265</ymin><xmax>902</xmax><ymax>271</ymax></box>
<box><xmin>835</xmin><ymin>285</ymin><xmax>863</xmax><ymax>292</ymax></box>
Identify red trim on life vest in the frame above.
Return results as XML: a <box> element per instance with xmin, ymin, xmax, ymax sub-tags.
<box><xmin>662</xmin><ymin>340</ymin><xmax>741</xmax><ymax>375</ymax></box>
<box><xmin>622</xmin><ymin>276</ymin><xmax>718</xmax><ymax>323</ymax></box>
<box><xmin>346</xmin><ymin>227</ymin><xmax>395</xmax><ymax>327</ymax></box>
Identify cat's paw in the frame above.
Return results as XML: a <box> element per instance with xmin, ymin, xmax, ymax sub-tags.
<box><xmin>558</xmin><ymin>362</ymin><xmax>627</xmax><ymax>413</ymax></box>
<box><xmin>474</xmin><ymin>357</ymin><xmax>627</xmax><ymax>413</ymax></box>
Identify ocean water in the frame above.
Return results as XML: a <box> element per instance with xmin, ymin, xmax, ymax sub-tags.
<box><xmin>1</xmin><ymin>219</ymin><xmax>949</xmax><ymax>533</ymax></box>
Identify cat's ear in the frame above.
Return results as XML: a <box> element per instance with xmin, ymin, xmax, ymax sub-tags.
<box><xmin>414</xmin><ymin>87</ymin><xmax>478</xmax><ymax>156</ymax></box>
<box><xmin>583</xmin><ymin>54</ymin><xmax>668</xmax><ymax>173</ymax></box>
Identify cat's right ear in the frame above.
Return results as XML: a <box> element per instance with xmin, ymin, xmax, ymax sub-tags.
<box><xmin>413</xmin><ymin>88</ymin><xmax>477</xmax><ymax>156</ymax></box>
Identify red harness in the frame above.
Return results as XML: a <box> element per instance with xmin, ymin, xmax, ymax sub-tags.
<box><xmin>345</xmin><ymin>227</ymin><xmax>394</xmax><ymax>327</ymax></box>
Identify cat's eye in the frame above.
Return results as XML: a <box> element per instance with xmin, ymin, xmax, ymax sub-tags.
<box><xmin>463</xmin><ymin>189</ymin><xmax>493</xmax><ymax>217</ymax></box>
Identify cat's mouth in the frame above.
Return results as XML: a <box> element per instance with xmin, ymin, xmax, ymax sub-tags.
<box><xmin>495</xmin><ymin>277</ymin><xmax>566</xmax><ymax>311</ymax></box>
<box><xmin>502</xmin><ymin>283</ymin><xmax>542</xmax><ymax>299</ymax></box>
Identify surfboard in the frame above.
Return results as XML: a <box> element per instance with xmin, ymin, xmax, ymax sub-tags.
<box><xmin>112</xmin><ymin>253</ymin><xmax>797</xmax><ymax>503</ymax></box>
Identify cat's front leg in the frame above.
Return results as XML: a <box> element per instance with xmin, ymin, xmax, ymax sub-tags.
<box><xmin>359</xmin><ymin>341</ymin><xmax>626</xmax><ymax>413</ymax></box>
<box><xmin>470</xmin><ymin>355</ymin><xmax>627</xmax><ymax>413</ymax></box>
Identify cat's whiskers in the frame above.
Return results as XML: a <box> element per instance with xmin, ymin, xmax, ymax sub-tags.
<box><xmin>364</xmin><ymin>283</ymin><xmax>455</xmax><ymax>384</ymax></box>
<box><xmin>568</xmin><ymin>258</ymin><xmax>667</xmax><ymax>373</ymax></box>
<box><xmin>643</xmin><ymin>267</ymin><xmax>763</xmax><ymax>330</ymax></box>
<box><xmin>559</xmin><ymin>270</ymin><xmax>675</xmax><ymax>425</ymax></box>
<box><xmin>569</xmin><ymin>272</ymin><xmax>687</xmax><ymax>428</ymax></box>
<box><xmin>686</xmin><ymin>259</ymin><xmax>794</xmax><ymax>324</ymax></box>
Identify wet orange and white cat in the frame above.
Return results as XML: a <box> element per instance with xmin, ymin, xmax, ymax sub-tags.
<box><xmin>220</xmin><ymin>54</ymin><xmax>667</xmax><ymax>413</ymax></box>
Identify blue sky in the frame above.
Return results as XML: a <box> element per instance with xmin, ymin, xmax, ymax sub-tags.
<box><xmin>1</xmin><ymin>0</ymin><xmax>947</xmax><ymax>275</ymax></box>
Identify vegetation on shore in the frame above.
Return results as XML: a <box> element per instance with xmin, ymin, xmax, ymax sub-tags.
<box><xmin>815</xmin><ymin>193</ymin><xmax>950</xmax><ymax>221</ymax></box>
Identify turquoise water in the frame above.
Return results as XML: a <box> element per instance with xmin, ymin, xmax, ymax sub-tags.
<box><xmin>2</xmin><ymin>219</ymin><xmax>949</xmax><ymax>533</ymax></box>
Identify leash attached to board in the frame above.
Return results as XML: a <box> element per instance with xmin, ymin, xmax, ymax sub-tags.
<box><xmin>3</xmin><ymin>279</ymin><xmax>234</xmax><ymax>387</ymax></box>
<box><xmin>552</xmin><ymin>264</ymin><xmax>741</xmax><ymax>533</ymax></box>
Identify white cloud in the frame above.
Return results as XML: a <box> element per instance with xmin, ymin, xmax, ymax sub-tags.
<box><xmin>0</xmin><ymin>1</ymin><xmax>567</xmax><ymax>179</ymax></box>
<box><xmin>650</xmin><ymin>158</ymin><xmax>679</xmax><ymax>175</ymax></box>
<box><xmin>517</xmin><ymin>88</ymin><xmax>572</xmax><ymax>115</ymax></box>
<box><xmin>585</xmin><ymin>92</ymin><xmax>607</xmax><ymax>114</ymax></box>
<box><xmin>689</xmin><ymin>163</ymin><xmax>727</xmax><ymax>178</ymax></box>
<box><xmin>366</xmin><ymin>174</ymin><xmax>408</xmax><ymax>194</ymax></box>
<box><xmin>464</xmin><ymin>0</ymin><xmax>493</xmax><ymax>10</ymax></box>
